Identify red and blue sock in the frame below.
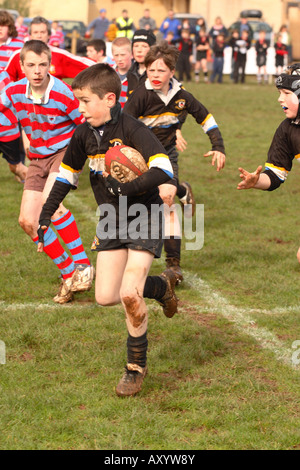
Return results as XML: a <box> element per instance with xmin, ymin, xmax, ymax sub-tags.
<box><xmin>52</xmin><ymin>210</ymin><xmax>90</xmax><ymax>266</ymax></box>
<box><xmin>32</xmin><ymin>227</ymin><xmax>75</xmax><ymax>279</ymax></box>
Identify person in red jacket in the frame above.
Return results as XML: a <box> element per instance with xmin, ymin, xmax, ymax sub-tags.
<box><xmin>5</xmin><ymin>16</ymin><xmax>94</xmax><ymax>82</ymax></box>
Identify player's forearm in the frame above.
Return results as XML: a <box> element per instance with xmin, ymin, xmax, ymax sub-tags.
<box><xmin>254</xmin><ymin>172</ymin><xmax>271</xmax><ymax>190</ymax></box>
<box><xmin>39</xmin><ymin>180</ymin><xmax>71</xmax><ymax>222</ymax></box>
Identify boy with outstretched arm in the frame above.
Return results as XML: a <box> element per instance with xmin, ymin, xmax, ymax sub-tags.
<box><xmin>37</xmin><ymin>63</ymin><xmax>178</xmax><ymax>397</ymax></box>
<box><xmin>124</xmin><ymin>41</ymin><xmax>226</xmax><ymax>283</ymax></box>
<box><xmin>238</xmin><ymin>64</ymin><xmax>300</xmax><ymax>263</ymax></box>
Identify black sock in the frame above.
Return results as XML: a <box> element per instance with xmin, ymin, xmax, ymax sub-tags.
<box><xmin>127</xmin><ymin>331</ymin><xmax>148</xmax><ymax>368</ymax></box>
<box><xmin>177</xmin><ymin>183</ymin><xmax>187</xmax><ymax>199</ymax></box>
<box><xmin>164</xmin><ymin>237</ymin><xmax>181</xmax><ymax>260</ymax></box>
<box><xmin>143</xmin><ymin>275</ymin><xmax>166</xmax><ymax>301</ymax></box>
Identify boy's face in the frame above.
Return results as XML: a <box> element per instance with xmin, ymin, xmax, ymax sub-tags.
<box><xmin>147</xmin><ymin>58</ymin><xmax>174</xmax><ymax>95</ymax></box>
<box><xmin>112</xmin><ymin>45</ymin><xmax>132</xmax><ymax>73</ymax></box>
<box><xmin>0</xmin><ymin>25</ymin><xmax>9</xmax><ymax>43</ymax></box>
<box><xmin>132</xmin><ymin>41</ymin><xmax>150</xmax><ymax>64</ymax></box>
<box><xmin>21</xmin><ymin>51</ymin><xmax>50</xmax><ymax>92</ymax></box>
<box><xmin>30</xmin><ymin>23</ymin><xmax>50</xmax><ymax>43</ymax></box>
<box><xmin>278</xmin><ymin>89</ymin><xmax>299</xmax><ymax>119</ymax></box>
<box><xmin>74</xmin><ymin>87</ymin><xmax>115</xmax><ymax>127</ymax></box>
<box><xmin>86</xmin><ymin>46</ymin><xmax>103</xmax><ymax>62</ymax></box>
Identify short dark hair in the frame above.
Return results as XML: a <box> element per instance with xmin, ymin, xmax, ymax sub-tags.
<box><xmin>88</xmin><ymin>39</ymin><xmax>106</xmax><ymax>54</ymax></box>
<box><xmin>144</xmin><ymin>41</ymin><xmax>179</xmax><ymax>71</ymax></box>
<box><xmin>29</xmin><ymin>16</ymin><xmax>51</xmax><ymax>36</ymax></box>
<box><xmin>0</xmin><ymin>10</ymin><xmax>18</xmax><ymax>38</ymax></box>
<box><xmin>20</xmin><ymin>40</ymin><xmax>52</xmax><ymax>63</ymax></box>
<box><xmin>72</xmin><ymin>63</ymin><xmax>121</xmax><ymax>100</ymax></box>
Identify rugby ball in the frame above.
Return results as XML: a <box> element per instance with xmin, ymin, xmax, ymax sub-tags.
<box><xmin>105</xmin><ymin>145</ymin><xmax>148</xmax><ymax>183</ymax></box>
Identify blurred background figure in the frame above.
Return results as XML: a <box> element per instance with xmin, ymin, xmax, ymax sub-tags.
<box><xmin>139</xmin><ymin>8</ymin><xmax>157</xmax><ymax>32</ymax></box>
<box><xmin>86</xmin><ymin>8</ymin><xmax>110</xmax><ymax>40</ymax></box>
<box><xmin>116</xmin><ymin>10</ymin><xmax>135</xmax><ymax>39</ymax></box>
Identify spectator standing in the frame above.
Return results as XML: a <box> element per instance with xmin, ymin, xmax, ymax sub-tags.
<box><xmin>233</xmin><ymin>30</ymin><xmax>251</xmax><ymax>84</ymax></box>
<box><xmin>255</xmin><ymin>30</ymin><xmax>270</xmax><ymax>84</ymax></box>
<box><xmin>195</xmin><ymin>17</ymin><xmax>207</xmax><ymax>34</ymax></box>
<box><xmin>275</xmin><ymin>33</ymin><xmax>288</xmax><ymax>76</ymax></box>
<box><xmin>86</xmin><ymin>9</ymin><xmax>110</xmax><ymax>40</ymax></box>
<box><xmin>209</xmin><ymin>16</ymin><xmax>228</xmax><ymax>45</ymax></box>
<box><xmin>239</xmin><ymin>17</ymin><xmax>253</xmax><ymax>43</ymax></box>
<box><xmin>210</xmin><ymin>33</ymin><xmax>226</xmax><ymax>83</ymax></box>
<box><xmin>277</xmin><ymin>25</ymin><xmax>291</xmax><ymax>64</ymax></box>
<box><xmin>176</xmin><ymin>29</ymin><xmax>193</xmax><ymax>82</ymax></box>
<box><xmin>139</xmin><ymin>9</ymin><xmax>157</xmax><ymax>32</ymax></box>
<box><xmin>15</xmin><ymin>15</ymin><xmax>29</xmax><ymax>42</ymax></box>
<box><xmin>159</xmin><ymin>9</ymin><xmax>181</xmax><ymax>41</ymax></box>
<box><xmin>116</xmin><ymin>10</ymin><xmax>135</xmax><ymax>39</ymax></box>
<box><xmin>194</xmin><ymin>27</ymin><xmax>210</xmax><ymax>83</ymax></box>
<box><xmin>106</xmin><ymin>18</ymin><xmax>118</xmax><ymax>42</ymax></box>
<box><xmin>228</xmin><ymin>29</ymin><xmax>239</xmax><ymax>81</ymax></box>
<box><xmin>49</xmin><ymin>21</ymin><xmax>65</xmax><ymax>48</ymax></box>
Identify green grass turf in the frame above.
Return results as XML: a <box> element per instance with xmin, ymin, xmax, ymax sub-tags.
<box><xmin>0</xmin><ymin>75</ymin><xmax>299</xmax><ymax>450</ymax></box>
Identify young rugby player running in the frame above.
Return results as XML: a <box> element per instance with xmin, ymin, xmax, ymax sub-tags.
<box><xmin>124</xmin><ymin>41</ymin><xmax>226</xmax><ymax>283</ymax></box>
<box><xmin>0</xmin><ymin>40</ymin><xmax>94</xmax><ymax>303</ymax></box>
<box><xmin>37</xmin><ymin>63</ymin><xmax>179</xmax><ymax>397</ymax></box>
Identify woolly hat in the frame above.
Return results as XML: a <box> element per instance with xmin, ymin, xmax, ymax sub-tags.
<box><xmin>132</xmin><ymin>29</ymin><xmax>156</xmax><ymax>47</ymax></box>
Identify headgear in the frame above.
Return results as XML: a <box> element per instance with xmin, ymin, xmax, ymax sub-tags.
<box><xmin>132</xmin><ymin>29</ymin><xmax>156</xmax><ymax>47</ymax></box>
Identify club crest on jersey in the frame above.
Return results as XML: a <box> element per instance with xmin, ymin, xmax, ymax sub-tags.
<box><xmin>47</xmin><ymin>115</ymin><xmax>56</xmax><ymax>124</ymax></box>
<box><xmin>175</xmin><ymin>99</ymin><xmax>186</xmax><ymax>110</ymax></box>
<box><xmin>109</xmin><ymin>138</ymin><xmax>123</xmax><ymax>147</ymax></box>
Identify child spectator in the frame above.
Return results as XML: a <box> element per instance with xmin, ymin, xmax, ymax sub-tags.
<box><xmin>233</xmin><ymin>30</ymin><xmax>251</xmax><ymax>84</ymax></box>
<box><xmin>228</xmin><ymin>29</ymin><xmax>239</xmax><ymax>81</ymax></box>
<box><xmin>255</xmin><ymin>30</ymin><xmax>270</xmax><ymax>84</ymax></box>
<box><xmin>275</xmin><ymin>33</ymin><xmax>288</xmax><ymax>76</ymax></box>
<box><xmin>176</xmin><ymin>29</ymin><xmax>194</xmax><ymax>82</ymax></box>
<box><xmin>210</xmin><ymin>33</ymin><xmax>226</xmax><ymax>83</ymax></box>
<box><xmin>194</xmin><ymin>27</ymin><xmax>210</xmax><ymax>83</ymax></box>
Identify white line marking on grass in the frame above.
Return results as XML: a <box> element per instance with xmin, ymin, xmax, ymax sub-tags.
<box><xmin>183</xmin><ymin>272</ymin><xmax>297</xmax><ymax>368</ymax></box>
<box><xmin>4</xmin><ymin>190</ymin><xmax>297</xmax><ymax>368</ymax></box>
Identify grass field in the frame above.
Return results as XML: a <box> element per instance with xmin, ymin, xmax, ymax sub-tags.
<box><xmin>0</xmin><ymin>75</ymin><xmax>299</xmax><ymax>450</ymax></box>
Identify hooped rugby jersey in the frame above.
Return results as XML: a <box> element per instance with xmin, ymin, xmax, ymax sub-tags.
<box><xmin>5</xmin><ymin>45</ymin><xmax>95</xmax><ymax>82</ymax></box>
<box><xmin>0</xmin><ymin>70</ymin><xmax>20</xmax><ymax>142</ymax></box>
<box><xmin>0</xmin><ymin>74</ymin><xmax>85</xmax><ymax>159</ymax></box>
<box><xmin>123</xmin><ymin>77</ymin><xmax>225</xmax><ymax>153</ymax></box>
<box><xmin>0</xmin><ymin>37</ymin><xmax>24</xmax><ymax>71</ymax></box>
<box><xmin>55</xmin><ymin>103</ymin><xmax>173</xmax><ymax>209</ymax></box>
<box><xmin>264</xmin><ymin>118</ymin><xmax>300</xmax><ymax>186</ymax></box>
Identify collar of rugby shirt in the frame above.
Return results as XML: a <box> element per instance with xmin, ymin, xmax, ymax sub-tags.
<box><xmin>25</xmin><ymin>73</ymin><xmax>54</xmax><ymax>104</ymax></box>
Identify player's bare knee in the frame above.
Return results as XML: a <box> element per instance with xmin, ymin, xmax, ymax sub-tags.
<box><xmin>161</xmin><ymin>194</ymin><xmax>175</xmax><ymax>207</ymax></box>
<box><xmin>95</xmin><ymin>292</ymin><xmax>115</xmax><ymax>306</ymax></box>
<box><xmin>18</xmin><ymin>215</ymin><xmax>35</xmax><ymax>236</ymax></box>
<box><xmin>297</xmin><ymin>248</ymin><xmax>300</xmax><ymax>264</ymax></box>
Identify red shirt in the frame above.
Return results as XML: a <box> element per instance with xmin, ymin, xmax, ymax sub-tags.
<box><xmin>5</xmin><ymin>45</ymin><xmax>95</xmax><ymax>81</ymax></box>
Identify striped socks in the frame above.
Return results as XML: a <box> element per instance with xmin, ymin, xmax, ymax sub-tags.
<box><xmin>52</xmin><ymin>210</ymin><xmax>90</xmax><ymax>267</ymax></box>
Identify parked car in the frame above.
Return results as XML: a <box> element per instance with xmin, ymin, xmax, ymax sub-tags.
<box><xmin>58</xmin><ymin>20</ymin><xmax>87</xmax><ymax>51</ymax></box>
<box><xmin>228</xmin><ymin>10</ymin><xmax>273</xmax><ymax>45</ymax></box>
